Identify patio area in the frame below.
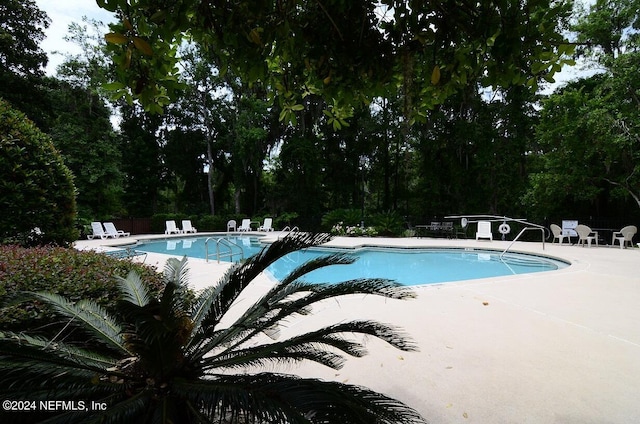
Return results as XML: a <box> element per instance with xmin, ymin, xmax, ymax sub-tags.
<box><xmin>76</xmin><ymin>234</ymin><xmax>640</xmax><ymax>424</ymax></box>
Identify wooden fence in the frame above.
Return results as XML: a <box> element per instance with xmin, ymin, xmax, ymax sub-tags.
<box><xmin>109</xmin><ymin>218</ymin><xmax>153</xmax><ymax>235</ymax></box>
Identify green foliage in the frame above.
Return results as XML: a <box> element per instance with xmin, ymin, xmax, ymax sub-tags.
<box><xmin>330</xmin><ymin>223</ymin><xmax>379</xmax><ymax>237</ymax></box>
<box><xmin>272</xmin><ymin>135</ymin><xmax>327</xmax><ymax>220</ymax></box>
<box><xmin>99</xmin><ymin>0</ymin><xmax>574</xmax><ymax>123</ymax></box>
<box><xmin>528</xmin><ymin>51</ymin><xmax>640</xmax><ymax>215</ymax></box>
<box><xmin>119</xmin><ymin>105</ymin><xmax>165</xmax><ymax>217</ymax></box>
<box><xmin>573</xmin><ymin>0</ymin><xmax>640</xmax><ymax>61</ymax></box>
<box><xmin>0</xmin><ymin>0</ymin><xmax>51</xmax><ymax>127</ymax></box>
<box><xmin>0</xmin><ymin>98</ymin><xmax>79</xmax><ymax>246</ymax></box>
<box><xmin>0</xmin><ymin>0</ymin><xmax>49</xmax><ymax>78</ymax></box>
<box><xmin>0</xmin><ymin>245</ymin><xmax>163</xmax><ymax>335</ymax></box>
<box><xmin>322</xmin><ymin>209</ymin><xmax>364</xmax><ymax>230</ymax></box>
<box><xmin>193</xmin><ymin>214</ymin><xmax>228</xmax><ymax>232</ymax></box>
<box><xmin>0</xmin><ymin>233</ymin><xmax>425</xmax><ymax>423</ymax></box>
<box><xmin>273</xmin><ymin>212</ymin><xmax>300</xmax><ymax>230</ymax></box>
<box><xmin>371</xmin><ymin>210</ymin><xmax>405</xmax><ymax>236</ymax></box>
<box><xmin>47</xmin><ymin>81</ymin><xmax>125</xmax><ymax>219</ymax></box>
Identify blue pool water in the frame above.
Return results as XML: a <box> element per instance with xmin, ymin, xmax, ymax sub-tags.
<box><xmin>130</xmin><ymin>236</ymin><xmax>568</xmax><ymax>286</ymax></box>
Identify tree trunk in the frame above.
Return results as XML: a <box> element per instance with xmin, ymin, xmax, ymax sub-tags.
<box><xmin>206</xmin><ymin>139</ymin><xmax>215</xmax><ymax>215</ymax></box>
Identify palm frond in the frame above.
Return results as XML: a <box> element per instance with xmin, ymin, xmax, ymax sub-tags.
<box><xmin>203</xmin><ymin>277</ymin><xmax>415</xmax><ymax>358</ymax></box>
<box><xmin>174</xmin><ymin>373</ymin><xmax>427</xmax><ymax>424</ymax></box>
<box><xmin>205</xmin><ymin>344</ymin><xmax>348</xmax><ymax>370</ymax></box>
<box><xmin>202</xmin><ymin>233</ymin><xmax>333</xmax><ymax>329</ymax></box>
<box><xmin>0</xmin><ymin>338</ymin><xmax>117</xmax><ymax>396</ymax></box>
<box><xmin>116</xmin><ymin>270</ymin><xmax>151</xmax><ymax>307</ymax></box>
<box><xmin>163</xmin><ymin>256</ymin><xmax>190</xmax><ymax>284</ymax></box>
<box><xmin>32</xmin><ymin>392</ymin><xmax>151</xmax><ymax>424</ymax></box>
<box><xmin>116</xmin><ymin>299</ymin><xmax>187</xmax><ymax>371</ymax></box>
<box><xmin>0</xmin><ymin>331</ymin><xmax>117</xmax><ymax>369</ymax></box>
<box><xmin>160</xmin><ymin>256</ymin><xmax>192</xmax><ymax>312</ymax></box>
<box><xmin>267</xmin><ymin>278</ymin><xmax>415</xmax><ymax>327</ymax></box>
<box><xmin>30</xmin><ymin>292</ymin><xmax>130</xmax><ymax>355</ymax></box>
<box><xmin>187</xmin><ymin>263</ymin><xmax>240</xmax><ymax>337</ymax></box>
<box><xmin>192</xmin><ymin>252</ymin><xmax>354</xmax><ymax>354</ymax></box>
<box><xmin>278</xmin><ymin>252</ymin><xmax>356</xmax><ymax>288</ymax></box>
<box><xmin>186</xmin><ymin>263</ymin><xmax>263</xmax><ymax>360</ymax></box>
<box><xmin>201</xmin><ymin>319</ymin><xmax>416</xmax><ymax>372</ymax></box>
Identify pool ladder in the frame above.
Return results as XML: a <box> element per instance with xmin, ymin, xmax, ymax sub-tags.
<box><xmin>205</xmin><ymin>237</ymin><xmax>244</xmax><ymax>263</ymax></box>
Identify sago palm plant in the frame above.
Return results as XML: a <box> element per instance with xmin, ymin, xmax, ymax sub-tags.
<box><xmin>0</xmin><ymin>233</ymin><xmax>426</xmax><ymax>423</ymax></box>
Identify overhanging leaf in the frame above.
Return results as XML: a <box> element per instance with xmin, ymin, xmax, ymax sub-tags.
<box><xmin>431</xmin><ymin>65</ymin><xmax>441</xmax><ymax>85</ymax></box>
<box><xmin>105</xmin><ymin>32</ymin><xmax>128</xmax><ymax>45</ymax></box>
<box><xmin>133</xmin><ymin>37</ymin><xmax>153</xmax><ymax>56</ymax></box>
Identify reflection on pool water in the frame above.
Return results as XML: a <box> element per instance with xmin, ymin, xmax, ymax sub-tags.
<box><xmin>131</xmin><ymin>236</ymin><xmax>568</xmax><ymax>286</ymax></box>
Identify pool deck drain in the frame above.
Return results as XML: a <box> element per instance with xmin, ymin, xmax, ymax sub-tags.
<box><xmin>76</xmin><ymin>233</ymin><xmax>640</xmax><ymax>424</ymax></box>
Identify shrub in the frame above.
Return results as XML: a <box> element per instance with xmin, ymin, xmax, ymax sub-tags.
<box><xmin>330</xmin><ymin>222</ymin><xmax>378</xmax><ymax>237</ymax></box>
<box><xmin>273</xmin><ymin>211</ymin><xmax>300</xmax><ymax>230</ymax></box>
<box><xmin>370</xmin><ymin>210</ymin><xmax>405</xmax><ymax>236</ymax></box>
<box><xmin>195</xmin><ymin>214</ymin><xmax>228</xmax><ymax>232</ymax></box>
<box><xmin>321</xmin><ymin>208</ymin><xmax>364</xmax><ymax>230</ymax></box>
<box><xmin>0</xmin><ymin>245</ymin><xmax>164</xmax><ymax>336</ymax></box>
<box><xmin>0</xmin><ymin>98</ymin><xmax>78</xmax><ymax>246</ymax></box>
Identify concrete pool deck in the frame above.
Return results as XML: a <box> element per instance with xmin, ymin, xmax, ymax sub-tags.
<box><xmin>75</xmin><ymin>233</ymin><xmax>640</xmax><ymax>424</ymax></box>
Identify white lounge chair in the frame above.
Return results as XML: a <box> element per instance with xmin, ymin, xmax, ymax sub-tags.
<box><xmin>575</xmin><ymin>224</ymin><xmax>598</xmax><ymax>247</ymax></box>
<box><xmin>87</xmin><ymin>222</ymin><xmax>112</xmax><ymax>239</ymax></box>
<box><xmin>165</xmin><ymin>220</ymin><xmax>182</xmax><ymax>234</ymax></box>
<box><xmin>475</xmin><ymin>221</ymin><xmax>493</xmax><ymax>241</ymax></box>
<box><xmin>258</xmin><ymin>217</ymin><xmax>274</xmax><ymax>232</ymax></box>
<box><xmin>182</xmin><ymin>220</ymin><xmax>197</xmax><ymax>233</ymax></box>
<box><xmin>550</xmin><ymin>224</ymin><xmax>569</xmax><ymax>244</ymax></box>
<box><xmin>612</xmin><ymin>225</ymin><xmax>637</xmax><ymax>249</ymax></box>
<box><xmin>238</xmin><ymin>219</ymin><xmax>252</xmax><ymax>232</ymax></box>
<box><xmin>104</xmin><ymin>222</ymin><xmax>130</xmax><ymax>238</ymax></box>
<box><xmin>227</xmin><ymin>219</ymin><xmax>237</xmax><ymax>232</ymax></box>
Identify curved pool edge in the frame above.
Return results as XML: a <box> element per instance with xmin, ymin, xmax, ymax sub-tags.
<box><xmin>76</xmin><ymin>233</ymin><xmax>629</xmax><ymax>291</ymax></box>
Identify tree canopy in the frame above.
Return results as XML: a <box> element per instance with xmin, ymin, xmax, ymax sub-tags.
<box><xmin>98</xmin><ymin>0</ymin><xmax>575</xmax><ymax>122</ymax></box>
<box><xmin>0</xmin><ymin>0</ymin><xmax>49</xmax><ymax>77</ymax></box>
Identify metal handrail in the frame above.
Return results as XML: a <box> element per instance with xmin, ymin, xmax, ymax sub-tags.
<box><xmin>499</xmin><ymin>227</ymin><xmax>546</xmax><ymax>260</ymax></box>
<box><xmin>205</xmin><ymin>237</ymin><xmax>244</xmax><ymax>263</ymax></box>
<box><xmin>445</xmin><ymin>215</ymin><xmax>549</xmax><ymax>259</ymax></box>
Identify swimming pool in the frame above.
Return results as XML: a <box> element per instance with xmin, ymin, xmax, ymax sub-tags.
<box><xmin>130</xmin><ymin>236</ymin><xmax>568</xmax><ymax>286</ymax></box>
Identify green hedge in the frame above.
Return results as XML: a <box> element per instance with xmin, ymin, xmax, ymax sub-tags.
<box><xmin>0</xmin><ymin>245</ymin><xmax>164</xmax><ymax>336</ymax></box>
<box><xmin>0</xmin><ymin>98</ymin><xmax>78</xmax><ymax>246</ymax></box>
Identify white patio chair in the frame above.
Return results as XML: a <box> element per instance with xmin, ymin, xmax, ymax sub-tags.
<box><xmin>258</xmin><ymin>217</ymin><xmax>274</xmax><ymax>232</ymax></box>
<box><xmin>550</xmin><ymin>224</ymin><xmax>569</xmax><ymax>244</ymax></box>
<box><xmin>575</xmin><ymin>224</ymin><xmax>598</xmax><ymax>247</ymax></box>
<box><xmin>227</xmin><ymin>219</ymin><xmax>237</xmax><ymax>232</ymax></box>
<box><xmin>612</xmin><ymin>225</ymin><xmax>637</xmax><ymax>249</ymax></box>
<box><xmin>165</xmin><ymin>220</ymin><xmax>182</xmax><ymax>234</ymax></box>
<box><xmin>475</xmin><ymin>221</ymin><xmax>493</xmax><ymax>241</ymax></box>
<box><xmin>238</xmin><ymin>219</ymin><xmax>252</xmax><ymax>232</ymax></box>
<box><xmin>87</xmin><ymin>222</ymin><xmax>112</xmax><ymax>239</ymax></box>
<box><xmin>104</xmin><ymin>222</ymin><xmax>130</xmax><ymax>238</ymax></box>
<box><xmin>182</xmin><ymin>220</ymin><xmax>197</xmax><ymax>233</ymax></box>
